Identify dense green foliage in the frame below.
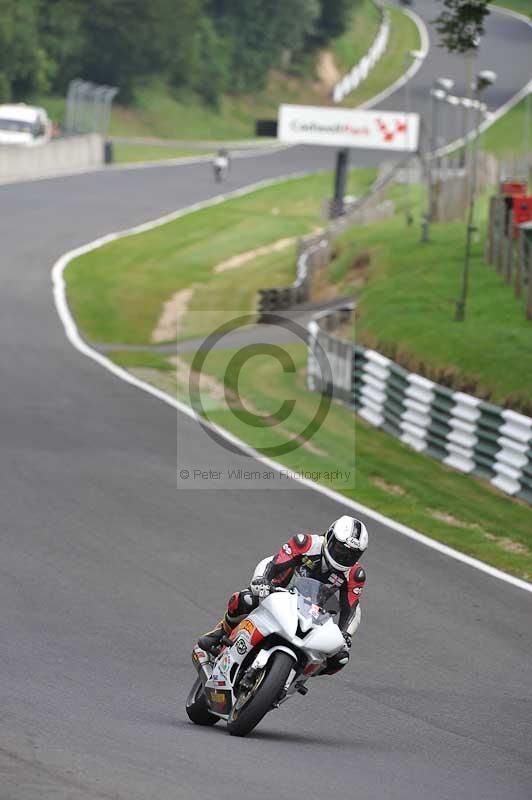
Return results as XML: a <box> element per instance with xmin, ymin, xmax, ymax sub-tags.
<box><xmin>434</xmin><ymin>0</ymin><xmax>491</xmax><ymax>52</ymax></box>
<box><xmin>0</xmin><ymin>0</ymin><xmax>362</xmax><ymax>105</ymax></box>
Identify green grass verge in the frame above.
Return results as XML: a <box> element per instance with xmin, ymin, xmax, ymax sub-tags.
<box><xmin>112</xmin><ymin>143</ymin><xmax>211</xmax><ymax>164</ymax></box>
<box><xmin>331</xmin><ymin>0</ymin><xmax>382</xmax><ymax>73</ymax></box>
<box><xmin>492</xmin><ymin>0</ymin><xmax>532</xmax><ymax>17</ymax></box>
<box><xmin>481</xmin><ymin>96</ymin><xmax>532</xmax><ymax>158</ymax></box>
<box><xmin>343</xmin><ymin>5</ymin><xmax>420</xmax><ymax>108</ymax></box>
<box><xmin>65</xmin><ymin>168</ymin><xmax>376</xmax><ymax>345</ymax></box>
<box><xmin>108</xmin><ymin>344</ymin><xmax>532</xmax><ymax>582</ymax></box>
<box><xmin>328</xmin><ymin>184</ymin><xmax>532</xmax><ymax>411</ymax></box>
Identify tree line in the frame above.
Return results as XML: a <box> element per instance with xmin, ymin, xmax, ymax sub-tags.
<box><xmin>0</xmin><ymin>0</ymin><xmax>362</xmax><ymax>106</ymax></box>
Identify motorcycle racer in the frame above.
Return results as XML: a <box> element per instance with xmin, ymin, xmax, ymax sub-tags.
<box><xmin>213</xmin><ymin>148</ymin><xmax>229</xmax><ymax>181</ymax></box>
<box><xmin>198</xmin><ymin>515</ymin><xmax>368</xmax><ymax>675</ymax></box>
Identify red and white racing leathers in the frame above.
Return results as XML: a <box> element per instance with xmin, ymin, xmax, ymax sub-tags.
<box><xmin>224</xmin><ymin>533</ymin><xmax>366</xmax><ymax>674</ymax></box>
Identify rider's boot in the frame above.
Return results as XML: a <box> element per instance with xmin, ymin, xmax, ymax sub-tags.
<box><xmin>197</xmin><ymin>617</ymin><xmax>232</xmax><ymax>654</ymax></box>
<box><xmin>318</xmin><ymin>647</ymin><xmax>350</xmax><ymax>676</ymax></box>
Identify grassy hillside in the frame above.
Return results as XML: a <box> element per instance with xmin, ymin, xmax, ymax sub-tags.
<box><xmin>326</xmin><ymin>185</ymin><xmax>532</xmax><ymax>412</ymax></box>
<box><xmin>482</xmin><ymin>95</ymin><xmax>532</xmax><ymax>157</ymax></box>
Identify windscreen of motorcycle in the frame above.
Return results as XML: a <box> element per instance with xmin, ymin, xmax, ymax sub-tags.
<box><xmin>288</xmin><ymin>576</ymin><xmax>334</xmax><ymax>625</ymax></box>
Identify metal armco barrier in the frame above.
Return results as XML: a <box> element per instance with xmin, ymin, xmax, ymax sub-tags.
<box><xmin>307</xmin><ymin>306</ymin><xmax>532</xmax><ymax>504</ymax></box>
<box><xmin>308</xmin><ymin>306</ymin><xmax>354</xmax><ymax>404</ymax></box>
<box><xmin>518</xmin><ymin>222</ymin><xmax>532</xmax><ymax>318</ymax></box>
<box><xmin>258</xmin><ymin>234</ymin><xmax>331</xmax><ymax>318</ymax></box>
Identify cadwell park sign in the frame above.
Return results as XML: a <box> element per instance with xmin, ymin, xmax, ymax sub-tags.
<box><xmin>278</xmin><ymin>104</ymin><xmax>420</xmax><ymax>152</ymax></box>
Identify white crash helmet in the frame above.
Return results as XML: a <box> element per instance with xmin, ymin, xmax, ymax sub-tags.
<box><xmin>323</xmin><ymin>515</ymin><xmax>368</xmax><ymax>572</ymax></box>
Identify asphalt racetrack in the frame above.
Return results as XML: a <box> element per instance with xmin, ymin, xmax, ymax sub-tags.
<box><xmin>1</xmin><ymin>3</ymin><xmax>531</xmax><ymax>798</ymax></box>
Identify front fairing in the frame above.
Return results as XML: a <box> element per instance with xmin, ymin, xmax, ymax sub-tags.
<box><xmin>255</xmin><ymin>589</ymin><xmax>299</xmax><ymax>639</ymax></box>
<box><xmin>301</xmin><ymin>617</ymin><xmax>345</xmax><ymax>654</ymax></box>
<box><xmin>253</xmin><ymin>589</ymin><xmax>344</xmax><ymax>655</ymax></box>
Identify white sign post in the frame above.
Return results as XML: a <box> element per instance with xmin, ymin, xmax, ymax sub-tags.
<box><xmin>278</xmin><ymin>104</ymin><xmax>420</xmax><ymax>152</ymax></box>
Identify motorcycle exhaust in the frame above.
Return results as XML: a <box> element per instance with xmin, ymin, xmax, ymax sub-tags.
<box><xmin>191</xmin><ymin>646</ymin><xmax>213</xmax><ymax>683</ymax></box>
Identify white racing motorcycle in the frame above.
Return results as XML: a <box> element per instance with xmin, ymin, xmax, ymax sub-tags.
<box><xmin>186</xmin><ymin>576</ymin><xmax>345</xmax><ymax>737</ymax></box>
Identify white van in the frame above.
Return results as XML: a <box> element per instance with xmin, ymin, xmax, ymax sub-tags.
<box><xmin>0</xmin><ymin>104</ymin><xmax>52</xmax><ymax>146</ymax></box>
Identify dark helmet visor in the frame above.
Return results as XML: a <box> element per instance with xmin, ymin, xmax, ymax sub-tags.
<box><xmin>328</xmin><ymin>537</ymin><xmax>361</xmax><ymax>568</ymax></box>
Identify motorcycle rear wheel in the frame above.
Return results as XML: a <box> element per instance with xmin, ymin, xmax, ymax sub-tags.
<box><xmin>185</xmin><ymin>677</ymin><xmax>219</xmax><ymax>726</ymax></box>
<box><xmin>227</xmin><ymin>651</ymin><xmax>294</xmax><ymax>737</ymax></box>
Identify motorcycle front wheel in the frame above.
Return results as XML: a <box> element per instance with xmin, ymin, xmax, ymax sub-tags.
<box><xmin>185</xmin><ymin>677</ymin><xmax>219</xmax><ymax>726</ymax></box>
<box><xmin>227</xmin><ymin>651</ymin><xmax>294</xmax><ymax>737</ymax></box>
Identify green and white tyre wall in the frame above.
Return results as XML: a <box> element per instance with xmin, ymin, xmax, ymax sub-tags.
<box><xmin>307</xmin><ymin>311</ymin><xmax>532</xmax><ymax>503</ymax></box>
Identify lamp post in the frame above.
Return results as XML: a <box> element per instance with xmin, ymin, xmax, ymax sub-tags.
<box><xmin>433</xmin><ymin>78</ymin><xmax>454</xmax><ymax>166</ymax></box>
<box><xmin>455</xmin><ymin>70</ymin><xmax>497</xmax><ymax>322</ymax></box>
<box><xmin>445</xmin><ymin>93</ymin><xmax>461</xmax><ymax>171</ymax></box>
<box><xmin>403</xmin><ymin>49</ymin><xmax>424</xmax><ymax>226</ymax></box>
<box><xmin>524</xmin><ymin>87</ymin><xmax>531</xmax><ymax>165</ymax></box>
<box><xmin>421</xmin><ymin>78</ymin><xmax>454</xmax><ymax>243</ymax></box>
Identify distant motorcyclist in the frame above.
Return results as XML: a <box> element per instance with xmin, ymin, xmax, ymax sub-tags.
<box><xmin>213</xmin><ymin>148</ymin><xmax>230</xmax><ymax>182</ymax></box>
<box><xmin>198</xmin><ymin>515</ymin><xmax>368</xmax><ymax>675</ymax></box>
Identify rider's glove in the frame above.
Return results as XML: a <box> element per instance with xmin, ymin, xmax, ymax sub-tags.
<box><xmin>250</xmin><ymin>577</ymin><xmax>272</xmax><ymax>599</ymax></box>
<box><xmin>342</xmin><ymin>631</ymin><xmax>352</xmax><ymax>649</ymax></box>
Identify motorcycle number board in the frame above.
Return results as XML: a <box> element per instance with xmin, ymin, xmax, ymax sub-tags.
<box><xmin>278</xmin><ymin>104</ymin><xmax>419</xmax><ymax>152</ymax></box>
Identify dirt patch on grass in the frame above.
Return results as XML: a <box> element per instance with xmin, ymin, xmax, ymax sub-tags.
<box><xmin>346</xmin><ymin>250</ymin><xmax>371</xmax><ymax>290</ymax></box>
<box><xmin>151</xmin><ymin>287</ymin><xmax>195</xmax><ymax>343</ymax></box>
<box><xmin>427</xmin><ymin>509</ymin><xmax>491</xmax><ymax>536</ymax></box>
<box><xmin>311</xmin><ymin>261</ymin><xmax>342</xmax><ymax>302</ymax></box>
<box><xmin>427</xmin><ymin>508</ymin><xmax>530</xmax><ymax>556</ymax></box>
<box><xmin>214</xmin><ymin>237</ymin><xmax>297</xmax><ymax>274</ymax></box>
<box><xmin>370</xmin><ymin>476</ymin><xmax>406</xmax><ymax>496</ymax></box>
<box><xmin>316</xmin><ymin>50</ymin><xmax>341</xmax><ymax>92</ymax></box>
<box><xmin>171</xmin><ymin>355</ymin><xmax>226</xmax><ymax>403</ymax></box>
<box><xmin>484</xmin><ymin>533</ymin><xmax>530</xmax><ymax>556</ymax></box>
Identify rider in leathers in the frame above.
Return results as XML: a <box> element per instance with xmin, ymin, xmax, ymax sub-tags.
<box><xmin>198</xmin><ymin>515</ymin><xmax>368</xmax><ymax>675</ymax></box>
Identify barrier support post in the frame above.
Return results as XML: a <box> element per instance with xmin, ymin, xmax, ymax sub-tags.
<box><xmin>104</xmin><ymin>140</ymin><xmax>114</xmax><ymax>164</ymax></box>
<box><xmin>515</xmin><ymin>233</ymin><xmax>523</xmax><ymax>299</ymax></box>
<box><xmin>505</xmin><ymin>225</ymin><xmax>514</xmax><ymax>285</ymax></box>
<box><xmin>524</xmin><ymin>243</ymin><xmax>532</xmax><ymax>319</ymax></box>
<box><xmin>485</xmin><ymin>196</ymin><xmax>495</xmax><ymax>263</ymax></box>
<box><xmin>331</xmin><ymin>148</ymin><xmax>349</xmax><ymax>219</ymax></box>
<box><xmin>527</xmin><ymin>242</ymin><xmax>532</xmax><ymax>320</ymax></box>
